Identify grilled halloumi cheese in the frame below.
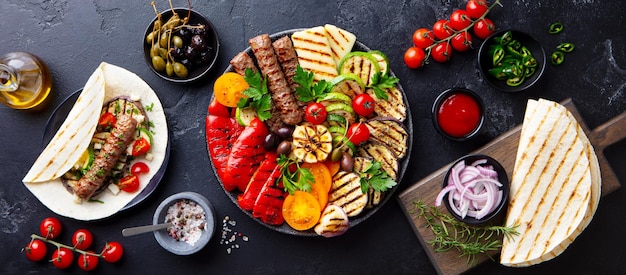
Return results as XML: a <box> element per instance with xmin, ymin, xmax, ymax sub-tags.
<box><xmin>500</xmin><ymin>99</ymin><xmax>600</xmax><ymax>267</ymax></box>
<box><xmin>291</xmin><ymin>26</ymin><xmax>338</xmax><ymax>82</ymax></box>
<box><xmin>323</xmin><ymin>24</ymin><xmax>356</xmax><ymax>67</ymax></box>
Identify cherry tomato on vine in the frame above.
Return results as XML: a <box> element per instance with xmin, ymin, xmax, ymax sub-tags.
<box><xmin>466</xmin><ymin>0</ymin><xmax>489</xmax><ymax>19</ymax></box>
<box><xmin>51</xmin><ymin>247</ymin><xmax>74</xmax><ymax>269</ymax></box>
<box><xmin>39</xmin><ymin>217</ymin><xmax>62</xmax><ymax>239</ymax></box>
<box><xmin>412</xmin><ymin>28</ymin><xmax>435</xmax><ymax>49</ymax></box>
<box><xmin>352</xmin><ymin>93</ymin><xmax>376</xmax><ymax>117</ymax></box>
<box><xmin>346</xmin><ymin>123</ymin><xmax>370</xmax><ymax>145</ymax></box>
<box><xmin>473</xmin><ymin>18</ymin><xmax>496</xmax><ymax>39</ymax></box>
<box><xmin>24</xmin><ymin>239</ymin><xmax>47</xmax><ymax>262</ymax></box>
<box><xmin>131</xmin><ymin>162</ymin><xmax>150</xmax><ymax>175</ymax></box>
<box><xmin>451</xmin><ymin>32</ymin><xmax>473</xmax><ymax>52</ymax></box>
<box><xmin>304</xmin><ymin>102</ymin><xmax>328</xmax><ymax>125</ymax></box>
<box><xmin>404</xmin><ymin>47</ymin><xmax>425</xmax><ymax>69</ymax></box>
<box><xmin>78</xmin><ymin>252</ymin><xmax>99</xmax><ymax>271</ymax></box>
<box><xmin>449</xmin><ymin>10</ymin><xmax>472</xmax><ymax>31</ymax></box>
<box><xmin>431</xmin><ymin>42</ymin><xmax>452</xmax><ymax>63</ymax></box>
<box><xmin>433</xmin><ymin>19</ymin><xmax>454</xmax><ymax>40</ymax></box>
<box><xmin>72</xmin><ymin>229</ymin><xmax>93</xmax><ymax>250</ymax></box>
<box><xmin>119</xmin><ymin>174</ymin><xmax>140</xmax><ymax>193</ymax></box>
<box><xmin>101</xmin><ymin>241</ymin><xmax>124</xmax><ymax>263</ymax></box>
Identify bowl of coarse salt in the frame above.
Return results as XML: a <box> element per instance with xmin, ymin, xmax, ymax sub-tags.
<box><xmin>153</xmin><ymin>192</ymin><xmax>216</xmax><ymax>255</ymax></box>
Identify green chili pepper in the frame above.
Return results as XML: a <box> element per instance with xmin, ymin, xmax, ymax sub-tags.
<box><xmin>520</xmin><ymin>46</ymin><xmax>533</xmax><ymax>57</ymax></box>
<box><xmin>506</xmin><ymin>75</ymin><xmax>525</xmax><ymax>86</ymax></box>
<box><xmin>549</xmin><ymin>22</ymin><xmax>564</xmax><ymax>34</ymax></box>
<box><xmin>488</xmin><ymin>67</ymin><xmax>508</xmax><ymax>80</ymax></box>
<box><xmin>492</xmin><ymin>47</ymin><xmax>505</xmax><ymax>66</ymax></box>
<box><xmin>556</xmin><ymin>42</ymin><xmax>575</xmax><ymax>53</ymax></box>
<box><xmin>551</xmin><ymin>51</ymin><xmax>565</xmax><ymax>65</ymax></box>
<box><xmin>506</xmin><ymin>44</ymin><xmax>523</xmax><ymax>58</ymax></box>
<box><xmin>509</xmin><ymin>40</ymin><xmax>521</xmax><ymax>50</ymax></box>
<box><xmin>524</xmin><ymin>67</ymin><xmax>536</xmax><ymax>78</ymax></box>
<box><xmin>522</xmin><ymin>55</ymin><xmax>537</xmax><ymax>68</ymax></box>
<box><xmin>499</xmin><ymin>31</ymin><xmax>513</xmax><ymax>45</ymax></box>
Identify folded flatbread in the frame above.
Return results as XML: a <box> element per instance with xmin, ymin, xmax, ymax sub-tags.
<box><xmin>23</xmin><ymin>62</ymin><xmax>168</xmax><ymax>221</ymax></box>
<box><xmin>500</xmin><ymin>98</ymin><xmax>601</xmax><ymax>267</ymax></box>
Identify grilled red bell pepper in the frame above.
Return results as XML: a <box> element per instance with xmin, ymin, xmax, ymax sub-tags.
<box><xmin>222</xmin><ymin>117</ymin><xmax>269</xmax><ymax>192</ymax></box>
<box><xmin>205</xmin><ymin>114</ymin><xmax>243</xmax><ymax>182</ymax></box>
<box><xmin>238</xmin><ymin>152</ymin><xmax>279</xmax><ymax>211</ymax></box>
<box><xmin>252</xmin><ymin>170</ymin><xmax>286</xmax><ymax>226</ymax></box>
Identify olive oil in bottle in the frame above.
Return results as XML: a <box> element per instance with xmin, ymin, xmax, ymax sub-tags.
<box><xmin>0</xmin><ymin>52</ymin><xmax>52</xmax><ymax>110</ymax></box>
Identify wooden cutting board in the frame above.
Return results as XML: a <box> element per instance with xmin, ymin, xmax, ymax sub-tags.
<box><xmin>397</xmin><ymin>98</ymin><xmax>625</xmax><ymax>275</ymax></box>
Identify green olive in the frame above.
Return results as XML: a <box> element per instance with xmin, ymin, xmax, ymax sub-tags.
<box><xmin>166</xmin><ymin>61</ymin><xmax>174</xmax><ymax>77</ymax></box>
<box><xmin>331</xmin><ymin>147</ymin><xmax>343</xmax><ymax>162</ymax></box>
<box><xmin>150</xmin><ymin>44</ymin><xmax>161</xmax><ymax>58</ymax></box>
<box><xmin>151</xmin><ymin>56</ymin><xmax>166</xmax><ymax>72</ymax></box>
<box><xmin>159</xmin><ymin>31</ymin><xmax>170</xmax><ymax>48</ymax></box>
<box><xmin>173</xmin><ymin>62</ymin><xmax>188</xmax><ymax>78</ymax></box>
<box><xmin>159</xmin><ymin>48</ymin><xmax>168</xmax><ymax>59</ymax></box>
<box><xmin>146</xmin><ymin>31</ymin><xmax>155</xmax><ymax>44</ymax></box>
<box><xmin>172</xmin><ymin>35</ymin><xmax>183</xmax><ymax>49</ymax></box>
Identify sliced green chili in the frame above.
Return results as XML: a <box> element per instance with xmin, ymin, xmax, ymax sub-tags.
<box><xmin>491</xmin><ymin>46</ymin><xmax>505</xmax><ymax>66</ymax></box>
<box><xmin>556</xmin><ymin>42</ymin><xmax>575</xmax><ymax>53</ymax></box>
<box><xmin>549</xmin><ymin>22</ymin><xmax>564</xmax><ymax>34</ymax></box>
<box><xmin>499</xmin><ymin>31</ymin><xmax>513</xmax><ymax>45</ymax></box>
<box><xmin>506</xmin><ymin>75</ymin><xmax>525</xmax><ymax>86</ymax></box>
<box><xmin>551</xmin><ymin>51</ymin><xmax>565</xmax><ymax>65</ymax></box>
<box><xmin>524</xmin><ymin>67</ymin><xmax>536</xmax><ymax>78</ymax></box>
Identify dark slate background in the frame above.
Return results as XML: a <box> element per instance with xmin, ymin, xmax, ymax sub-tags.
<box><xmin>1</xmin><ymin>0</ymin><xmax>624</xmax><ymax>274</ymax></box>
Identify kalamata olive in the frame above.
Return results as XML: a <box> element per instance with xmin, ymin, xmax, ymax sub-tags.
<box><xmin>331</xmin><ymin>147</ymin><xmax>343</xmax><ymax>162</ymax></box>
<box><xmin>264</xmin><ymin>133</ymin><xmax>278</xmax><ymax>151</ymax></box>
<box><xmin>152</xmin><ymin>56</ymin><xmax>166</xmax><ymax>72</ymax></box>
<box><xmin>276</xmin><ymin>140</ymin><xmax>292</xmax><ymax>156</ymax></box>
<box><xmin>173</xmin><ymin>62</ymin><xmax>188</xmax><ymax>78</ymax></box>
<box><xmin>191</xmin><ymin>34</ymin><xmax>207</xmax><ymax>51</ymax></box>
<box><xmin>172</xmin><ymin>35</ymin><xmax>184</xmax><ymax>49</ymax></box>
<box><xmin>276</xmin><ymin>127</ymin><xmax>294</xmax><ymax>139</ymax></box>
<box><xmin>340</xmin><ymin>152</ymin><xmax>354</xmax><ymax>172</ymax></box>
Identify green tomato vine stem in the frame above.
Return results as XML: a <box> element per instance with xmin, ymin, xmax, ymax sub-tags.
<box><xmin>423</xmin><ymin>0</ymin><xmax>503</xmax><ymax>62</ymax></box>
<box><xmin>30</xmin><ymin>234</ymin><xmax>102</xmax><ymax>258</ymax></box>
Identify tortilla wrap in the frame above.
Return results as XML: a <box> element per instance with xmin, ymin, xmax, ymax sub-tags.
<box><xmin>23</xmin><ymin>62</ymin><xmax>168</xmax><ymax>221</ymax></box>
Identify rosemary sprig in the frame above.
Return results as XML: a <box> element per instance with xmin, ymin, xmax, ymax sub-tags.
<box><xmin>412</xmin><ymin>200</ymin><xmax>518</xmax><ymax>266</ymax></box>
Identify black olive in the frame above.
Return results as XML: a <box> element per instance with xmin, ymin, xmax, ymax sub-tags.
<box><xmin>190</xmin><ymin>34</ymin><xmax>207</xmax><ymax>51</ymax></box>
<box><xmin>276</xmin><ymin>127</ymin><xmax>294</xmax><ymax>139</ymax></box>
<box><xmin>276</xmin><ymin>140</ymin><xmax>292</xmax><ymax>156</ymax></box>
<box><xmin>264</xmin><ymin>133</ymin><xmax>278</xmax><ymax>151</ymax></box>
<box><xmin>340</xmin><ymin>152</ymin><xmax>354</xmax><ymax>172</ymax></box>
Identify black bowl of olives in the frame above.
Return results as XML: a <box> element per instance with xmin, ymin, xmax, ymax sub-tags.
<box><xmin>144</xmin><ymin>8</ymin><xmax>220</xmax><ymax>83</ymax></box>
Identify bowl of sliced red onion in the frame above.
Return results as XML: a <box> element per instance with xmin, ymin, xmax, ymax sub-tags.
<box><xmin>436</xmin><ymin>154</ymin><xmax>509</xmax><ymax>225</ymax></box>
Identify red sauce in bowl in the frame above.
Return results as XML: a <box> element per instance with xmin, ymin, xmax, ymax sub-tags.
<box><xmin>436</xmin><ymin>92</ymin><xmax>482</xmax><ymax>138</ymax></box>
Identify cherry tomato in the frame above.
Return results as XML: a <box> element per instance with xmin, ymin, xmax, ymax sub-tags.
<box><xmin>466</xmin><ymin>0</ymin><xmax>489</xmax><ymax>19</ymax></box>
<box><xmin>131</xmin><ymin>162</ymin><xmax>150</xmax><ymax>175</ymax></box>
<box><xmin>208</xmin><ymin>97</ymin><xmax>230</xmax><ymax>118</ymax></box>
<box><xmin>304</xmin><ymin>102</ymin><xmax>327</xmax><ymax>125</ymax></box>
<box><xmin>449</xmin><ymin>10</ymin><xmax>472</xmax><ymax>31</ymax></box>
<box><xmin>72</xmin><ymin>229</ymin><xmax>93</xmax><ymax>250</ymax></box>
<box><xmin>51</xmin><ymin>247</ymin><xmax>73</xmax><ymax>269</ymax></box>
<box><xmin>24</xmin><ymin>239</ymin><xmax>47</xmax><ymax>262</ymax></box>
<box><xmin>98</xmin><ymin>112</ymin><xmax>116</xmax><ymax>129</ymax></box>
<box><xmin>433</xmin><ymin>19</ymin><xmax>454</xmax><ymax>40</ymax></box>
<box><xmin>118</xmin><ymin>174</ymin><xmax>139</xmax><ymax>193</ymax></box>
<box><xmin>473</xmin><ymin>18</ymin><xmax>496</xmax><ymax>39</ymax></box>
<box><xmin>39</xmin><ymin>217</ymin><xmax>62</xmax><ymax>239</ymax></box>
<box><xmin>77</xmin><ymin>252</ymin><xmax>99</xmax><ymax>271</ymax></box>
<box><xmin>346</xmin><ymin>123</ymin><xmax>370</xmax><ymax>145</ymax></box>
<box><xmin>431</xmin><ymin>42</ymin><xmax>452</xmax><ymax>63</ymax></box>
<box><xmin>412</xmin><ymin>28</ymin><xmax>435</xmax><ymax>49</ymax></box>
<box><xmin>451</xmin><ymin>32</ymin><xmax>473</xmax><ymax>52</ymax></box>
<box><xmin>282</xmin><ymin>191</ymin><xmax>321</xmax><ymax>231</ymax></box>
<box><xmin>101</xmin><ymin>241</ymin><xmax>124</xmax><ymax>263</ymax></box>
<box><xmin>213</xmin><ymin>72</ymin><xmax>250</xmax><ymax>108</ymax></box>
<box><xmin>352</xmin><ymin>94</ymin><xmax>376</xmax><ymax>117</ymax></box>
<box><xmin>131</xmin><ymin>138</ymin><xmax>151</xmax><ymax>157</ymax></box>
<box><xmin>404</xmin><ymin>47</ymin><xmax>425</xmax><ymax>69</ymax></box>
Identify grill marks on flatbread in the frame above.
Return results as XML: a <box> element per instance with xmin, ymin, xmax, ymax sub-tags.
<box><xmin>501</xmin><ymin>99</ymin><xmax>600</xmax><ymax>267</ymax></box>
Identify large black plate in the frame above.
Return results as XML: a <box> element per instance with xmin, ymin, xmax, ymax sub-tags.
<box><xmin>43</xmin><ymin>89</ymin><xmax>170</xmax><ymax>212</ymax></box>
<box><xmin>206</xmin><ymin>29</ymin><xmax>413</xmax><ymax>236</ymax></box>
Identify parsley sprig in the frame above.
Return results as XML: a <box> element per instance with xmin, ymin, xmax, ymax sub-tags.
<box><xmin>357</xmin><ymin>159</ymin><xmax>397</xmax><ymax>193</ymax></box>
<box><xmin>293</xmin><ymin>66</ymin><xmax>330</xmax><ymax>102</ymax></box>
<box><xmin>369</xmin><ymin>72</ymin><xmax>399</xmax><ymax>100</ymax></box>
<box><xmin>277</xmin><ymin>155</ymin><xmax>314</xmax><ymax>194</ymax></box>
<box><xmin>237</xmin><ymin>68</ymin><xmax>272</xmax><ymax>121</ymax></box>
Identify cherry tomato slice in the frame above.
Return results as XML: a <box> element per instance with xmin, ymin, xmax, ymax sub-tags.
<box><xmin>346</xmin><ymin>123</ymin><xmax>370</xmax><ymax>145</ymax></box>
<box><xmin>78</xmin><ymin>251</ymin><xmax>99</xmax><ymax>271</ymax></box>
<box><xmin>352</xmin><ymin>93</ymin><xmax>376</xmax><ymax>117</ymax></box>
<box><xmin>119</xmin><ymin>174</ymin><xmax>140</xmax><ymax>193</ymax></box>
<box><xmin>213</xmin><ymin>72</ymin><xmax>250</xmax><ymax>108</ymax></box>
<box><xmin>131</xmin><ymin>162</ymin><xmax>150</xmax><ymax>175</ymax></box>
<box><xmin>101</xmin><ymin>241</ymin><xmax>124</xmax><ymax>263</ymax></box>
<box><xmin>72</xmin><ymin>229</ymin><xmax>93</xmax><ymax>250</ymax></box>
<box><xmin>98</xmin><ymin>112</ymin><xmax>117</xmax><ymax>129</ymax></box>
<box><xmin>282</xmin><ymin>190</ymin><xmax>321</xmax><ymax>231</ymax></box>
<box><xmin>131</xmin><ymin>138</ymin><xmax>151</xmax><ymax>157</ymax></box>
<box><xmin>24</xmin><ymin>239</ymin><xmax>47</xmax><ymax>262</ymax></box>
<box><xmin>304</xmin><ymin>102</ymin><xmax>328</xmax><ymax>125</ymax></box>
<box><xmin>39</xmin><ymin>217</ymin><xmax>62</xmax><ymax>239</ymax></box>
<box><xmin>404</xmin><ymin>47</ymin><xmax>425</xmax><ymax>69</ymax></box>
<box><xmin>51</xmin><ymin>247</ymin><xmax>74</xmax><ymax>269</ymax></box>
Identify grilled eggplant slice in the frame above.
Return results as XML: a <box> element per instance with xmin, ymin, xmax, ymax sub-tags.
<box><xmin>329</xmin><ymin>171</ymin><xmax>368</xmax><ymax>217</ymax></box>
<box><xmin>356</xmin><ymin>143</ymin><xmax>399</xmax><ymax>181</ymax></box>
<box><xmin>353</xmin><ymin>157</ymin><xmax>384</xmax><ymax>209</ymax></box>
<box><xmin>366</xmin><ymin>87</ymin><xmax>407</xmax><ymax>122</ymax></box>
<box><xmin>364</xmin><ymin>117</ymin><xmax>408</xmax><ymax>159</ymax></box>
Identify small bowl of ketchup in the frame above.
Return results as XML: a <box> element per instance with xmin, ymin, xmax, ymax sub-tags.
<box><xmin>432</xmin><ymin>88</ymin><xmax>484</xmax><ymax>141</ymax></box>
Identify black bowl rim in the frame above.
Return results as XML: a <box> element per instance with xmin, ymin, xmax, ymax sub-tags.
<box><xmin>441</xmin><ymin>154</ymin><xmax>509</xmax><ymax>225</ymax></box>
<box><xmin>477</xmin><ymin>29</ymin><xmax>546</xmax><ymax>93</ymax></box>
<box><xmin>431</xmin><ymin>87</ymin><xmax>485</xmax><ymax>141</ymax></box>
<box><xmin>143</xmin><ymin>7</ymin><xmax>220</xmax><ymax>83</ymax></box>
